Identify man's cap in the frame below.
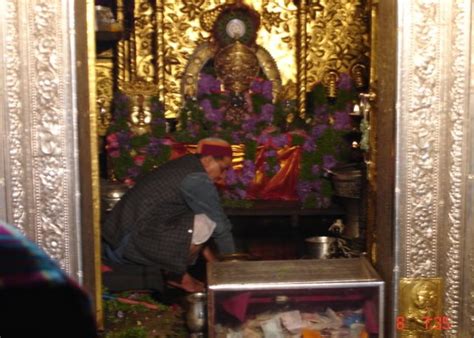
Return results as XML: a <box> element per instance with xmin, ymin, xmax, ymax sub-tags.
<box><xmin>197</xmin><ymin>138</ymin><xmax>232</xmax><ymax>158</ymax></box>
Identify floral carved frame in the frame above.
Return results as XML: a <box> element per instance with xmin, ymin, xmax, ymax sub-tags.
<box><xmin>393</xmin><ymin>1</ymin><xmax>473</xmax><ymax>336</ymax></box>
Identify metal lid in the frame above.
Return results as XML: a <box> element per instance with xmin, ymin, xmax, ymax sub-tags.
<box><xmin>208</xmin><ymin>257</ymin><xmax>383</xmax><ymax>290</ymax></box>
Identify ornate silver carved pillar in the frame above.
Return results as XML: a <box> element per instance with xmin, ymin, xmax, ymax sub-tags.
<box><xmin>466</xmin><ymin>5</ymin><xmax>474</xmax><ymax>334</ymax></box>
<box><xmin>395</xmin><ymin>0</ymin><xmax>472</xmax><ymax>336</ymax></box>
<box><xmin>0</xmin><ymin>0</ymin><xmax>84</xmax><ymax>281</ymax></box>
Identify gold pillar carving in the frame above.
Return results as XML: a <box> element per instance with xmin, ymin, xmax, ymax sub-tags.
<box><xmin>115</xmin><ymin>0</ymin><xmax>162</xmax><ymax>127</ymax></box>
<box><xmin>116</xmin><ymin>0</ymin><xmax>128</xmax><ymax>87</ymax></box>
<box><xmin>155</xmin><ymin>1</ymin><xmax>165</xmax><ymax>106</ymax></box>
<box><xmin>133</xmin><ymin>1</ymin><xmax>157</xmax><ymax>83</ymax></box>
<box><xmin>117</xmin><ymin>0</ymin><xmax>157</xmax><ymax>87</ymax></box>
<box><xmin>96</xmin><ymin>58</ymin><xmax>114</xmax><ymax>136</ymax></box>
<box><xmin>297</xmin><ymin>0</ymin><xmax>307</xmax><ymax>119</ymax></box>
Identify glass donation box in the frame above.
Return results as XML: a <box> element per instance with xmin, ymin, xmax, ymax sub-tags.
<box><xmin>207</xmin><ymin>257</ymin><xmax>384</xmax><ymax>338</ymax></box>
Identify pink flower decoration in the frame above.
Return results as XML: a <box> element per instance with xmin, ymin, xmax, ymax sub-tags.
<box><xmin>109</xmin><ymin>150</ymin><xmax>120</xmax><ymax>158</ymax></box>
<box><xmin>133</xmin><ymin>155</ymin><xmax>146</xmax><ymax>166</ymax></box>
<box><xmin>106</xmin><ymin>133</ymin><xmax>118</xmax><ymax>144</ymax></box>
<box><xmin>124</xmin><ymin>178</ymin><xmax>135</xmax><ymax>187</ymax></box>
<box><xmin>160</xmin><ymin>137</ymin><xmax>174</xmax><ymax>146</ymax></box>
<box><xmin>106</xmin><ymin>133</ymin><xmax>120</xmax><ymax>150</ymax></box>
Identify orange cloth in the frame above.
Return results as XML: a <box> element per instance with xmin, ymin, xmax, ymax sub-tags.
<box><xmin>301</xmin><ymin>329</ymin><xmax>322</xmax><ymax>338</ymax></box>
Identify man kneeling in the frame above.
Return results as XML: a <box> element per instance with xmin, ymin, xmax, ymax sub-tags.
<box><xmin>102</xmin><ymin>138</ymin><xmax>236</xmax><ymax>293</ymax></box>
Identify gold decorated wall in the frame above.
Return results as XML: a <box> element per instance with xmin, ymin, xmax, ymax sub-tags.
<box><xmin>95</xmin><ymin>0</ymin><xmax>371</xmax><ymax>128</ymax></box>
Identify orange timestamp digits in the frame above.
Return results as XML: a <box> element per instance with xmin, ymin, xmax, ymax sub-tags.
<box><xmin>395</xmin><ymin>315</ymin><xmax>452</xmax><ymax>330</ymax></box>
<box><xmin>396</xmin><ymin>315</ymin><xmax>405</xmax><ymax>330</ymax></box>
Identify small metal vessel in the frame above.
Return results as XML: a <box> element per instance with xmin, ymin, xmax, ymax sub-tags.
<box><xmin>185</xmin><ymin>292</ymin><xmax>207</xmax><ymax>337</ymax></box>
<box><xmin>305</xmin><ymin>236</ymin><xmax>336</xmax><ymax>259</ymax></box>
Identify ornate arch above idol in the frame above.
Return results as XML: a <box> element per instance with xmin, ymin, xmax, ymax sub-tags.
<box><xmin>181</xmin><ymin>2</ymin><xmax>282</xmax><ymax>121</ymax></box>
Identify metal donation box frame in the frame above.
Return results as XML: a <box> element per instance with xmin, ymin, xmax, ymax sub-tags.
<box><xmin>207</xmin><ymin>257</ymin><xmax>384</xmax><ymax>337</ymax></box>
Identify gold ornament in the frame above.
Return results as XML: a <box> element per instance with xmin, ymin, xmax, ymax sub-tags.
<box><xmin>129</xmin><ymin>94</ymin><xmax>152</xmax><ymax>136</ymax></box>
<box><xmin>351</xmin><ymin>62</ymin><xmax>368</xmax><ymax>90</ymax></box>
<box><xmin>200</xmin><ymin>5</ymin><xmax>225</xmax><ymax>32</ymax></box>
<box><xmin>399</xmin><ymin>278</ymin><xmax>443</xmax><ymax>338</ymax></box>
<box><xmin>214</xmin><ymin>41</ymin><xmax>260</xmax><ymax>94</ymax></box>
<box><xmin>322</xmin><ymin>69</ymin><xmax>339</xmax><ymax>101</ymax></box>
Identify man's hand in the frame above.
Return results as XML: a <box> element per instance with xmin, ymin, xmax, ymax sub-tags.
<box><xmin>202</xmin><ymin>246</ymin><xmax>217</xmax><ymax>263</ymax></box>
<box><xmin>167</xmin><ymin>273</ymin><xmax>204</xmax><ymax>293</ymax></box>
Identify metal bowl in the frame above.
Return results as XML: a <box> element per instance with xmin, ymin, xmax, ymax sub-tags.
<box><xmin>304</xmin><ymin>236</ymin><xmax>336</xmax><ymax>259</ymax></box>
